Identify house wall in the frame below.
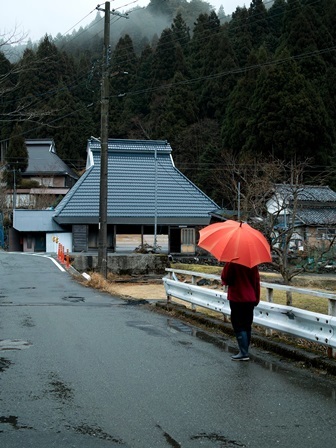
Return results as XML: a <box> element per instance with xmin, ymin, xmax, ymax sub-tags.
<box><xmin>6</xmin><ymin>192</ymin><xmax>36</xmax><ymax>208</ymax></box>
<box><xmin>30</xmin><ymin>176</ymin><xmax>65</xmax><ymax>188</ymax></box>
<box><xmin>305</xmin><ymin>227</ymin><xmax>336</xmax><ymax>250</ymax></box>
<box><xmin>46</xmin><ymin>232</ymin><xmax>72</xmax><ymax>253</ymax></box>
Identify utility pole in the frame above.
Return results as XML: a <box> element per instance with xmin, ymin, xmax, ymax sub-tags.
<box><xmin>97</xmin><ymin>1</ymin><xmax>110</xmax><ymax>278</ymax></box>
<box><xmin>13</xmin><ymin>168</ymin><xmax>16</xmax><ymax>210</ymax></box>
<box><xmin>96</xmin><ymin>2</ymin><xmax>128</xmax><ymax>278</ymax></box>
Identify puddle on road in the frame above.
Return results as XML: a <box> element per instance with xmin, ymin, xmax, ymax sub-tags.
<box><xmin>191</xmin><ymin>432</ymin><xmax>246</xmax><ymax>447</ymax></box>
<box><xmin>71</xmin><ymin>423</ymin><xmax>124</xmax><ymax>444</ymax></box>
<box><xmin>123</xmin><ymin>299</ymin><xmax>149</xmax><ymax>306</ymax></box>
<box><xmin>62</xmin><ymin>296</ymin><xmax>85</xmax><ymax>303</ymax></box>
<box><xmin>47</xmin><ymin>372</ymin><xmax>74</xmax><ymax>403</ymax></box>
<box><xmin>167</xmin><ymin>319</ymin><xmax>196</xmax><ymax>336</ymax></box>
<box><xmin>155</xmin><ymin>425</ymin><xmax>245</xmax><ymax>447</ymax></box>
<box><xmin>156</xmin><ymin>424</ymin><xmax>181</xmax><ymax>447</ymax></box>
<box><xmin>0</xmin><ymin>415</ymin><xmax>33</xmax><ymax>430</ymax></box>
<box><xmin>0</xmin><ymin>357</ymin><xmax>12</xmax><ymax>372</ymax></box>
<box><xmin>0</xmin><ymin>294</ymin><xmax>12</xmax><ymax>305</ymax></box>
<box><xmin>126</xmin><ymin>320</ymin><xmax>167</xmax><ymax>337</ymax></box>
<box><xmin>0</xmin><ymin>339</ymin><xmax>32</xmax><ymax>351</ymax></box>
<box><xmin>21</xmin><ymin>316</ymin><xmax>35</xmax><ymax>328</ymax></box>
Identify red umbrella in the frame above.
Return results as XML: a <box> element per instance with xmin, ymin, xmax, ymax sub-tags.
<box><xmin>198</xmin><ymin>220</ymin><xmax>272</xmax><ymax>268</ymax></box>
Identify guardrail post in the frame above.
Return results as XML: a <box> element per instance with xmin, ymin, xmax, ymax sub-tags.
<box><xmin>191</xmin><ymin>275</ymin><xmax>197</xmax><ymax>311</ymax></box>
<box><xmin>265</xmin><ymin>287</ymin><xmax>274</xmax><ymax>336</ymax></box>
<box><xmin>166</xmin><ymin>271</ymin><xmax>172</xmax><ymax>304</ymax></box>
<box><xmin>266</xmin><ymin>287</ymin><xmax>274</xmax><ymax>303</ymax></box>
<box><xmin>328</xmin><ymin>298</ymin><xmax>336</xmax><ymax>358</ymax></box>
<box><xmin>222</xmin><ymin>285</ymin><xmax>230</xmax><ymax>323</ymax></box>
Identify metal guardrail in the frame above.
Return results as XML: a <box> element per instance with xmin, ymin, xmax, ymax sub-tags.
<box><xmin>163</xmin><ymin>269</ymin><xmax>336</xmax><ymax>352</ymax></box>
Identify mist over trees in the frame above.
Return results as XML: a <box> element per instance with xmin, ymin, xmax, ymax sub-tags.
<box><xmin>1</xmin><ymin>0</ymin><xmax>336</xmax><ymax>206</ymax></box>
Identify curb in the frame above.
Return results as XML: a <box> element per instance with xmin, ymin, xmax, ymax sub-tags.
<box><xmin>154</xmin><ymin>301</ymin><xmax>336</xmax><ymax>376</ymax></box>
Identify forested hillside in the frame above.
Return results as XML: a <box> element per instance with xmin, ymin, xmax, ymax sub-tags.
<box><xmin>1</xmin><ymin>0</ymin><xmax>336</xmax><ymax>207</ymax></box>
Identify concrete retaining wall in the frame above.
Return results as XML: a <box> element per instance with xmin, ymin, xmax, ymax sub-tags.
<box><xmin>71</xmin><ymin>253</ymin><xmax>169</xmax><ymax>275</ymax></box>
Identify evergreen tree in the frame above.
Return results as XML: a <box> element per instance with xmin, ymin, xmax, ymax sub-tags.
<box><xmin>198</xmin><ymin>25</ymin><xmax>237</xmax><ymax>119</ymax></box>
<box><xmin>154</xmin><ymin>71</ymin><xmax>198</xmax><ymax>144</ymax></box>
<box><xmin>0</xmin><ymin>52</ymin><xmax>15</xmax><ymax>140</ymax></box>
<box><xmin>245</xmin><ymin>48</ymin><xmax>336</xmax><ymax>168</ymax></box>
<box><xmin>109</xmin><ymin>35</ymin><xmax>138</xmax><ymax>137</ymax></box>
<box><xmin>177</xmin><ymin>118</ymin><xmax>221</xmax><ymax>201</ymax></box>
<box><xmin>132</xmin><ymin>44</ymin><xmax>154</xmax><ymax>117</ymax></box>
<box><xmin>247</xmin><ymin>0</ymin><xmax>270</xmax><ymax>48</ymax></box>
<box><xmin>282</xmin><ymin>1</ymin><xmax>328</xmax><ymax>83</ymax></box>
<box><xmin>4</xmin><ymin>125</ymin><xmax>28</xmax><ymax>188</ymax></box>
<box><xmin>46</xmin><ymin>80</ymin><xmax>94</xmax><ymax>168</ymax></box>
<box><xmin>228</xmin><ymin>7</ymin><xmax>253</xmax><ymax>68</ymax></box>
<box><xmin>151</xmin><ymin>28</ymin><xmax>179</xmax><ymax>82</ymax></box>
<box><xmin>267</xmin><ymin>0</ymin><xmax>287</xmax><ymax>53</ymax></box>
<box><xmin>221</xmin><ymin>49</ymin><xmax>262</xmax><ymax>154</ymax></box>
<box><xmin>171</xmin><ymin>12</ymin><xmax>190</xmax><ymax>54</ymax></box>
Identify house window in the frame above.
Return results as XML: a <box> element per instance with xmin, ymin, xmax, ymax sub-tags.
<box><xmin>317</xmin><ymin>228</ymin><xmax>336</xmax><ymax>240</ymax></box>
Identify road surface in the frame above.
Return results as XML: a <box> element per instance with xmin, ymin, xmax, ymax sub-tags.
<box><xmin>0</xmin><ymin>251</ymin><xmax>336</xmax><ymax>447</ymax></box>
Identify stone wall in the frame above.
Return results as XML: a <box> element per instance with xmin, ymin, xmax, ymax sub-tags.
<box><xmin>71</xmin><ymin>253</ymin><xmax>169</xmax><ymax>275</ymax></box>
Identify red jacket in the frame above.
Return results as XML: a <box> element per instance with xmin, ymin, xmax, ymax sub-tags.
<box><xmin>221</xmin><ymin>262</ymin><xmax>260</xmax><ymax>304</ymax></box>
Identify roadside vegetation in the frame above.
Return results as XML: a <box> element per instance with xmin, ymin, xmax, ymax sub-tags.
<box><xmin>79</xmin><ymin>262</ymin><xmax>335</xmax><ymax>316</ymax></box>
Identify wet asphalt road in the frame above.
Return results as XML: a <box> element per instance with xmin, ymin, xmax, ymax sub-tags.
<box><xmin>1</xmin><ymin>251</ymin><xmax>336</xmax><ymax>448</ymax></box>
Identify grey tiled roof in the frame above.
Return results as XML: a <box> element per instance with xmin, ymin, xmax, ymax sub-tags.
<box><xmin>54</xmin><ymin>139</ymin><xmax>218</xmax><ymax>225</ymax></box>
<box><xmin>24</xmin><ymin>139</ymin><xmax>78</xmax><ymax>179</ymax></box>
<box><xmin>274</xmin><ymin>184</ymin><xmax>336</xmax><ymax>226</ymax></box>
<box><xmin>275</xmin><ymin>184</ymin><xmax>336</xmax><ymax>203</ymax></box>
<box><xmin>295</xmin><ymin>208</ymin><xmax>336</xmax><ymax>226</ymax></box>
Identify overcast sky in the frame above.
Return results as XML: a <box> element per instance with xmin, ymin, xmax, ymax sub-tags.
<box><xmin>1</xmin><ymin>0</ymin><xmax>247</xmax><ymax>43</ymax></box>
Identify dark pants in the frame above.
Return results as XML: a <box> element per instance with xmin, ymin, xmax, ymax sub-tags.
<box><xmin>229</xmin><ymin>301</ymin><xmax>255</xmax><ymax>333</ymax></box>
<box><xmin>230</xmin><ymin>301</ymin><xmax>256</xmax><ymax>356</ymax></box>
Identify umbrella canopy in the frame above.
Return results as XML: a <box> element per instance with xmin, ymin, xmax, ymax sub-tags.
<box><xmin>198</xmin><ymin>220</ymin><xmax>272</xmax><ymax>268</ymax></box>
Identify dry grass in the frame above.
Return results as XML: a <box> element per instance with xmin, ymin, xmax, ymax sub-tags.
<box><xmin>82</xmin><ymin>272</ymin><xmax>167</xmax><ymax>301</ymax></box>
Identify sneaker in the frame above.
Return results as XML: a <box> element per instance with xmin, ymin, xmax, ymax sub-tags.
<box><xmin>231</xmin><ymin>353</ymin><xmax>250</xmax><ymax>361</ymax></box>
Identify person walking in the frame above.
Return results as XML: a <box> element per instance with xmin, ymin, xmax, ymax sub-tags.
<box><xmin>221</xmin><ymin>262</ymin><xmax>260</xmax><ymax>361</ymax></box>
